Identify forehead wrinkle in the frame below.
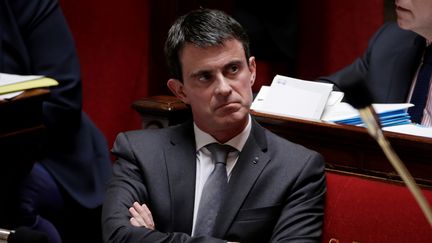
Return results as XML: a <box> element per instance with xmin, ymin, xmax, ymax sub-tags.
<box><xmin>188</xmin><ymin>58</ymin><xmax>244</xmax><ymax>79</ymax></box>
<box><xmin>180</xmin><ymin>40</ymin><xmax>246</xmax><ymax>78</ymax></box>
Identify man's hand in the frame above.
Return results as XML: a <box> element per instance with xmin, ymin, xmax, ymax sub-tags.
<box><xmin>129</xmin><ymin>202</ymin><xmax>155</xmax><ymax>230</ymax></box>
<box><xmin>129</xmin><ymin>202</ymin><xmax>239</xmax><ymax>242</ymax></box>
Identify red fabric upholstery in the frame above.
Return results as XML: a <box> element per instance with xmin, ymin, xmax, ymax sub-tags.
<box><xmin>297</xmin><ymin>0</ymin><xmax>384</xmax><ymax>80</ymax></box>
<box><xmin>60</xmin><ymin>0</ymin><xmax>150</xmax><ymax>146</ymax></box>
<box><xmin>323</xmin><ymin>172</ymin><xmax>432</xmax><ymax>243</ymax></box>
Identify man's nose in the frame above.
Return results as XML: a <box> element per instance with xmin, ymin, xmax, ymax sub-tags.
<box><xmin>214</xmin><ymin>76</ymin><xmax>232</xmax><ymax>95</ymax></box>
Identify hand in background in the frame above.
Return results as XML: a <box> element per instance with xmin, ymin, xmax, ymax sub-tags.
<box><xmin>129</xmin><ymin>202</ymin><xmax>155</xmax><ymax>230</ymax></box>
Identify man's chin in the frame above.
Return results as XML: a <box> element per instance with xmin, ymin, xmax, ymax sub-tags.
<box><xmin>216</xmin><ymin>111</ymin><xmax>248</xmax><ymax>126</ymax></box>
<box><xmin>397</xmin><ymin>19</ymin><xmax>408</xmax><ymax>30</ymax></box>
<box><xmin>396</xmin><ymin>13</ymin><xmax>414</xmax><ymax>31</ymax></box>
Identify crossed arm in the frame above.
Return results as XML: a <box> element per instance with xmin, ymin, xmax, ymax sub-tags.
<box><xmin>128</xmin><ymin>202</ymin><xmax>239</xmax><ymax>243</ymax></box>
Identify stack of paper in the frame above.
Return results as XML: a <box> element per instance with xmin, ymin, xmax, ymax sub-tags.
<box><xmin>383</xmin><ymin>124</ymin><xmax>432</xmax><ymax>138</ymax></box>
<box><xmin>0</xmin><ymin>72</ymin><xmax>58</xmax><ymax>99</ymax></box>
<box><xmin>251</xmin><ymin>75</ymin><xmax>333</xmax><ymax>120</ymax></box>
<box><xmin>321</xmin><ymin>103</ymin><xmax>413</xmax><ymax>127</ymax></box>
<box><xmin>251</xmin><ymin>74</ymin><xmax>432</xmax><ymax>137</ymax></box>
<box><xmin>251</xmin><ymin>74</ymin><xmax>414</xmax><ymax>127</ymax></box>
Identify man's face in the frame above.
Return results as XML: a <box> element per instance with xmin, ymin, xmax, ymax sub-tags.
<box><xmin>167</xmin><ymin>39</ymin><xmax>256</xmax><ymax>142</ymax></box>
<box><xmin>396</xmin><ymin>0</ymin><xmax>432</xmax><ymax>38</ymax></box>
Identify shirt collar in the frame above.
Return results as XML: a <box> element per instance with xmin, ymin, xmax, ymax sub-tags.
<box><xmin>194</xmin><ymin>115</ymin><xmax>252</xmax><ymax>152</ymax></box>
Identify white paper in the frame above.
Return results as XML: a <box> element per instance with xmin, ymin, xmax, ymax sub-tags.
<box><xmin>252</xmin><ymin>75</ymin><xmax>332</xmax><ymax>120</ymax></box>
<box><xmin>0</xmin><ymin>91</ymin><xmax>23</xmax><ymax>100</ymax></box>
<box><xmin>0</xmin><ymin>73</ymin><xmax>43</xmax><ymax>86</ymax></box>
<box><xmin>250</xmin><ymin>85</ymin><xmax>270</xmax><ymax>111</ymax></box>
<box><xmin>326</xmin><ymin>91</ymin><xmax>344</xmax><ymax>106</ymax></box>
<box><xmin>383</xmin><ymin>124</ymin><xmax>432</xmax><ymax>138</ymax></box>
<box><xmin>0</xmin><ymin>73</ymin><xmax>44</xmax><ymax>100</ymax></box>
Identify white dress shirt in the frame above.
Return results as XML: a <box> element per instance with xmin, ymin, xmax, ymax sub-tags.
<box><xmin>191</xmin><ymin>115</ymin><xmax>251</xmax><ymax>236</ymax></box>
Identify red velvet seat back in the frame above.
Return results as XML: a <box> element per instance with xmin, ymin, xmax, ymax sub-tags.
<box><xmin>322</xmin><ymin>172</ymin><xmax>432</xmax><ymax>243</ymax></box>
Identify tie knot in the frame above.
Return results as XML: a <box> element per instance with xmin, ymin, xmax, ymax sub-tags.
<box><xmin>206</xmin><ymin>143</ymin><xmax>234</xmax><ymax>165</ymax></box>
<box><xmin>423</xmin><ymin>45</ymin><xmax>432</xmax><ymax>65</ymax></box>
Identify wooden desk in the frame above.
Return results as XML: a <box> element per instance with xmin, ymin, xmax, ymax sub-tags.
<box><xmin>132</xmin><ymin>96</ymin><xmax>432</xmax><ymax>187</ymax></box>
<box><xmin>251</xmin><ymin>111</ymin><xmax>432</xmax><ymax>187</ymax></box>
<box><xmin>0</xmin><ymin>89</ymin><xmax>49</xmax><ymax>228</ymax></box>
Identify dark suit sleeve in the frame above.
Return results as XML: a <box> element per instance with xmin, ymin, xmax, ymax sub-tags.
<box><xmin>270</xmin><ymin>151</ymin><xmax>326</xmax><ymax>243</ymax></box>
<box><xmin>9</xmin><ymin>0</ymin><xmax>83</xmax><ymax>130</ymax></box>
<box><xmin>316</xmin><ymin>23</ymin><xmax>393</xmax><ymax>92</ymax></box>
<box><xmin>102</xmin><ymin>132</ymin><xmax>227</xmax><ymax>243</ymax></box>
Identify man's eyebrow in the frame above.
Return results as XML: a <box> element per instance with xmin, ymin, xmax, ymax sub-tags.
<box><xmin>189</xmin><ymin>59</ymin><xmax>245</xmax><ymax>78</ymax></box>
<box><xmin>190</xmin><ymin>69</ymin><xmax>212</xmax><ymax>79</ymax></box>
<box><xmin>225</xmin><ymin>60</ymin><xmax>243</xmax><ymax>67</ymax></box>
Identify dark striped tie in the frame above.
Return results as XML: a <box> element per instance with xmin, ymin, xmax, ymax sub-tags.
<box><xmin>408</xmin><ymin>45</ymin><xmax>432</xmax><ymax>124</ymax></box>
<box><xmin>194</xmin><ymin>143</ymin><xmax>233</xmax><ymax>236</ymax></box>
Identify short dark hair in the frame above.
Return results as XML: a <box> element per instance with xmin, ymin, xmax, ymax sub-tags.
<box><xmin>164</xmin><ymin>8</ymin><xmax>250</xmax><ymax>81</ymax></box>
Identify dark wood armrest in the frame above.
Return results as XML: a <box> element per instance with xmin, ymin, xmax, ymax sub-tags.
<box><xmin>131</xmin><ymin>95</ymin><xmax>191</xmax><ymax>129</ymax></box>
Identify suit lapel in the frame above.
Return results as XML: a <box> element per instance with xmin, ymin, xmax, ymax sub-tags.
<box><xmin>164</xmin><ymin>122</ymin><xmax>196</xmax><ymax>234</ymax></box>
<box><xmin>214</xmin><ymin>120</ymin><xmax>270</xmax><ymax>237</ymax></box>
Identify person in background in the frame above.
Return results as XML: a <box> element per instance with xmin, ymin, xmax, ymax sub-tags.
<box><xmin>0</xmin><ymin>0</ymin><xmax>112</xmax><ymax>242</ymax></box>
<box><xmin>318</xmin><ymin>0</ymin><xmax>432</xmax><ymax>127</ymax></box>
<box><xmin>102</xmin><ymin>8</ymin><xmax>326</xmax><ymax>243</ymax></box>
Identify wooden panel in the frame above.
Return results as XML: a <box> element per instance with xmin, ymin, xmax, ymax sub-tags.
<box><xmin>251</xmin><ymin>111</ymin><xmax>432</xmax><ymax>186</ymax></box>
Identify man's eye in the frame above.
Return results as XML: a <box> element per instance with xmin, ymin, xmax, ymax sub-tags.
<box><xmin>198</xmin><ymin>73</ymin><xmax>211</xmax><ymax>82</ymax></box>
<box><xmin>229</xmin><ymin>65</ymin><xmax>239</xmax><ymax>73</ymax></box>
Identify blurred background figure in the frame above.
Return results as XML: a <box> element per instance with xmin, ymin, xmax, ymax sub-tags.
<box><xmin>318</xmin><ymin>0</ymin><xmax>432</xmax><ymax>126</ymax></box>
<box><xmin>0</xmin><ymin>0</ymin><xmax>112</xmax><ymax>242</ymax></box>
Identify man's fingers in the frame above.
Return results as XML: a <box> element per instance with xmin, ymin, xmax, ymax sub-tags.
<box><xmin>133</xmin><ymin>202</ymin><xmax>154</xmax><ymax>229</ymax></box>
<box><xmin>129</xmin><ymin>202</ymin><xmax>155</xmax><ymax>230</ymax></box>
<box><xmin>129</xmin><ymin>207</ymin><xmax>146</xmax><ymax>227</ymax></box>
<box><xmin>130</xmin><ymin>217</ymin><xmax>141</xmax><ymax>227</ymax></box>
<box><xmin>141</xmin><ymin>204</ymin><xmax>155</xmax><ymax>227</ymax></box>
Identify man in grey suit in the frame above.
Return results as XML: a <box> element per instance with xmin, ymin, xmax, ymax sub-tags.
<box><xmin>318</xmin><ymin>0</ymin><xmax>432</xmax><ymax>126</ymax></box>
<box><xmin>102</xmin><ymin>8</ymin><xmax>326</xmax><ymax>243</ymax></box>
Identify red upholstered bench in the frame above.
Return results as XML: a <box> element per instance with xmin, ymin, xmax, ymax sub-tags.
<box><xmin>322</xmin><ymin>171</ymin><xmax>432</xmax><ymax>243</ymax></box>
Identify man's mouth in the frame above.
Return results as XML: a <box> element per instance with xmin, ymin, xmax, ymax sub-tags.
<box><xmin>396</xmin><ymin>5</ymin><xmax>410</xmax><ymax>13</ymax></box>
<box><xmin>215</xmin><ymin>102</ymin><xmax>239</xmax><ymax>111</ymax></box>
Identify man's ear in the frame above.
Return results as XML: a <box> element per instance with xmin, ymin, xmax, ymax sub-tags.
<box><xmin>249</xmin><ymin>56</ymin><xmax>257</xmax><ymax>86</ymax></box>
<box><xmin>167</xmin><ymin>79</ymin><xmax>189</xmax><ymax>104</ymax></box>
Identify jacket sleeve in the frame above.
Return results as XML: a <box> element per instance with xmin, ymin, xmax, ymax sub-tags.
<box><xmin>9</xmin><ymin>0</ymin><xmax>83</xmax><ymax>131</ymax></box>
<box><xmin>270</xmin><ymin>151</ymin><xmax>327</xmax><ymax>243</ymax></box>
<box><xmin>102</xmin><ymin>132</ymin><xmax>227</xmax><ymax>243</ymax></box>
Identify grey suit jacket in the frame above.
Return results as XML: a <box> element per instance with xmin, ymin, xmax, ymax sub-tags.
<box><xmin>318</xmin><ymin>22</ymin><xmax>425</xmax><ymax>103</ymax></box>
<box><xmin>102</xmin><ymin>119</ymin><xmax>326</xmax><ymax>243</ymax></box>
